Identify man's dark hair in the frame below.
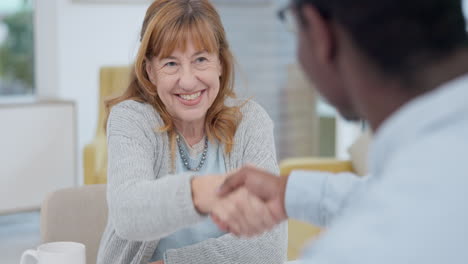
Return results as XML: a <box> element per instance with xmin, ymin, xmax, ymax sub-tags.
<box><xmin>298</xmin><ymin>0</ymin><xmax>468</xmax><ymax>78</ymax></box>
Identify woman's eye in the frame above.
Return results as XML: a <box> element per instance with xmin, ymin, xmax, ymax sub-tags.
<box><xmin>165</xmin><ymin>61</ymin><xmax>177</xmax><ymax>67</ymax></box>
<box><xmin>195</xmin><ymin>57</ymin><xmax>208</xmax><ymax>63</ymax></box>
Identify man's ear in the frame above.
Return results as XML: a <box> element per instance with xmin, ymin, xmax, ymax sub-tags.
<box><xmin>145</xmin><ymin>59</ymin><xmax>157</xmax><ymax>85</ymax></box>
<box><xmin>301</xmin><ymin>5</ymin><xmax>336</xmax><ymax>64</ymax></box>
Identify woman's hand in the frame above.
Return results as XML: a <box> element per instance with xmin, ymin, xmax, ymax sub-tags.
<box><xmin>191</xmin><ymin>174</ymin><xmax>226</xmax><ymax>214</ymax></box>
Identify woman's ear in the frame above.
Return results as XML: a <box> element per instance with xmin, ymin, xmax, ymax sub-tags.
<box><xmin>145</xmin><ymin>59</ymin><xmax>157</xmax><ymax>85</ymax></box>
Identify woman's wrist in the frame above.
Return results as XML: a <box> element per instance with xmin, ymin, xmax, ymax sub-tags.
<box><xmin>191</xmin><ymin>175</ymin><xmax>226</xmax><ymax>214</ymax></box>
<box><xmin>191</xmin><ymin>176</ymin><xmax>208</xmax><ymax>214</ymax></box>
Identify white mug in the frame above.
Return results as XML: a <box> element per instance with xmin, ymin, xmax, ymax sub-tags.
<box><xmin>20</xmin><ymin>241</ymin><xmax>86</xmax><ymax>264</ymax></box>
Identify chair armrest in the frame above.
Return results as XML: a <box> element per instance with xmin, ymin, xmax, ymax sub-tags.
<box><xmin>280</xmin><ymin>157</ymin><xmax>354</xmax><ymax>176</ymax></box>
<box><xmin>279</xmin><ymin>157</ymin><xmax>354</xmax><ymax>260</ymax></box>
<box><xmin>83</xmin><ymin>135</ymin><xmax>108</xmax><ymax>185</ymax></box>
<box><xmin>41</xmin><ymin>184</ymin><xmax>107</xmax><ymax>264</ymax></box>
<box><xmin>83</xmin><ymin>143</ymin><xmax>97</xmax><ymax>185</ymax></box>
<box><xmin>287</xmin><ymin>219</ymin><xmax>321</xmax><ymax>260</ymax></box>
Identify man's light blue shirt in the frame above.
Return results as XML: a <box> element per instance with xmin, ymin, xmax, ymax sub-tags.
<box><xmin>285</xmin><ymin>74</ymin><xmax>468</xmax><ymax>263</ymax></box>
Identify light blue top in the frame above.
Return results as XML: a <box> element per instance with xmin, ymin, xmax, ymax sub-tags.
<box><xmin>150</xmin><ymin>137</ymin><xmax>227</xmax><ymax>262</ymax></box>
<box><xmin>285</xmin><ymin>74</ymin><xmax>468</xmax><ymax>263</ymax></box>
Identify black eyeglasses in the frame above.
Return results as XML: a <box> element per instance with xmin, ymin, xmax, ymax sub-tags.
<box><xmin>277</xmin><ymin>3</ymin><xmax>299</xmax><ymax>33</ymax></box>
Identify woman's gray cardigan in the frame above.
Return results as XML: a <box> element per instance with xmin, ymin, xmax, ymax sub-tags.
<box><xmin>96</xmin><ymin>99</ymin><xmax>288</xmax><ymax>264</ymax></box>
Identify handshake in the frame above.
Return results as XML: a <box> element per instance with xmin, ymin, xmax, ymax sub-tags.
<box><xmin>191</xmin><ymin>166</ymin><xmax>289</xmax><ymax>237</ymax></box>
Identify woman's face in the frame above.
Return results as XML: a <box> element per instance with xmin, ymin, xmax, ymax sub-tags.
<box><xmin>146</xmin><ymin>39</ymin><xmax>222</xmax><ymax>125</ymax></box>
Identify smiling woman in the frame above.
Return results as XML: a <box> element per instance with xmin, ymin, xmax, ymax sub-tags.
<box><xmin>106</xmin><ymin>0</ymin><xmax>238</xmax><ymax>155</ymax></box>
<box><xmin>97</xmin><ymin>1</ymin><xmax>287</xmax><ymax>264</ymax></box>
<box><xmin>145</xmin><ymin>41</ymin><xmax>223</xmax><ymax>142</ymax></box>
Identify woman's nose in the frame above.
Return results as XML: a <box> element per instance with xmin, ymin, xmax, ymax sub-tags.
<box><xmin>178</xmin><ymin>66</ymin><xmax>198</xmax><ymax>91</ymax></box>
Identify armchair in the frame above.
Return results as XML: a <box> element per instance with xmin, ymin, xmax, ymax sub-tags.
<box><xmin>280</xmin><ymin>157</ymin><xmax>355</xmax><ymax>260</ymax></box>
<box><xmin>83</xmin><ymin>66</ymin><xmax>131</xmax><ymax>184</ymax></box>
<box><xmin>41</xmin><ymin>184</ymin><xmax>107</xmax><ymax>264</ymax></box>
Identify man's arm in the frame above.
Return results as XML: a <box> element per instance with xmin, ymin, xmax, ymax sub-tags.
<box><xmin>216</xmin><ymin>166</ymin><xmax>366</xmax><ymax>236</ymax></box>
<box><xmin>285</xmin><ymin>169</ymin><xmax>366</xmax><ymax>226</ymax></box>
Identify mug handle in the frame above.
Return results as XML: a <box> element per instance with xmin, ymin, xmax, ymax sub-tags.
<box><xmin>20</xmin><ymin>249</ymin><xmax>38</xmax><ymax>264</ymax></box>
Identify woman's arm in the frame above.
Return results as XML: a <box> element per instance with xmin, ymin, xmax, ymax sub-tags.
<box><xmin>106</xmin><ymin>103</ymin><xmax>208</xmax><ymax>241</ymax></box>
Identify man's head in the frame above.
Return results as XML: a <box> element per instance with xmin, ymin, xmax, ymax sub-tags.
<box><xmin>288</xmin><ymin>0</ymin><xmax>468</xmax><ymax>123</ymax></box>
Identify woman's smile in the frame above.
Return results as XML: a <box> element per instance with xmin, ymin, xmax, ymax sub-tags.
<box><xmin>175</xmin><ymin>89</ymin><xmax>206</xmax><ymax>106</ymax></box>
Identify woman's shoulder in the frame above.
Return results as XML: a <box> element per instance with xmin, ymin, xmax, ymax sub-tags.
<box><xmin>227</xmin><ymin>98</ymin><xmax>272</xmax><ymax>125</ymax></box>
<box><xmin>110</xmin><ymin>100</ymin><xmax>162</xmax><ymax>121</ymax></box>
<box><xmin>226</xmin><ymin>98</ymin><xmax>273</xmax><ymax>134</ymax></box>
<box><xmin>110</xmin><ymin>100</ymin><xmax>154</xmax><ymax>116</ymax></box>
<box><xmin>107</xmin><ymin>100</ymin><xmax>163</xmax><ymax>134</ymax></box>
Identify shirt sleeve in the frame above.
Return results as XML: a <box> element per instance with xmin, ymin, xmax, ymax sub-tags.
<box><xmin>285</xmin><ymin>170</ymin><xmax>366</xmax><ymax>227</ymax></box>
<box><xmin>290</xmin><ymin>135</ymin><xmax>468</xmax><ymax>263</ymax></box>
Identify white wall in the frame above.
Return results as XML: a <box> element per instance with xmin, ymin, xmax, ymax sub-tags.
<box><xmin>0</xmin><ymin>102</ymin><xmax>76</xmax><ymax>213</ymax></box>
<box><xmin>36</xmin><ymin>0</ymin><xmax>148</xmax><ymax>183</ymax></box>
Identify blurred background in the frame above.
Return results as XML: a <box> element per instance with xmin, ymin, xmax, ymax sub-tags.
<box><xmin>1</xmin><ymin>0</ymin><xmax>467</xmax><ymax>263</ymax></box>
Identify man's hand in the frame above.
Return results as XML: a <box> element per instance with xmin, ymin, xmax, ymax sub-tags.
<box><xmin>212</xmin><ymin>165</ymin><xmax>289</xmax><ymax>236</ymax></box>
<box><xmin>191</xmin><ymin>174</ymin><xmax>226</xmax><ymax>214</ymax></box>
<box><xmin>211</xmin><ymin>187</ymin><xmax>277</xmax><ymax>237</ymax></box>
<box><xmin>218</xmin><ymin>165</ymin><xmax>289</xmax><ymax>220</ymax></box>
<box><xmin>148</xmin><ymin>260</ymin><xmax>163</xmax><ymax>264</ymax></box>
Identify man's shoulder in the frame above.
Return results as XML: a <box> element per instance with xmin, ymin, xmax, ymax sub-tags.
<box><xmin>378</xmin><ymin>122</ymin><xmax>468</xmax><ymax>193</ymax></box>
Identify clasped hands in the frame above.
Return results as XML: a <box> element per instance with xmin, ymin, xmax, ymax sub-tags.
<box><xmin>192</xmin><ymin>166</ymin><xmax>288</xmax><ymax>238</ymax></box>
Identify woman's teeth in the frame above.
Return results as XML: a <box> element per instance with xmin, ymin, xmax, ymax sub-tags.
<box><xmin>179</xmin><ymin>91</ymin><xmax>202</xmax><ymax>101</ymax></box>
